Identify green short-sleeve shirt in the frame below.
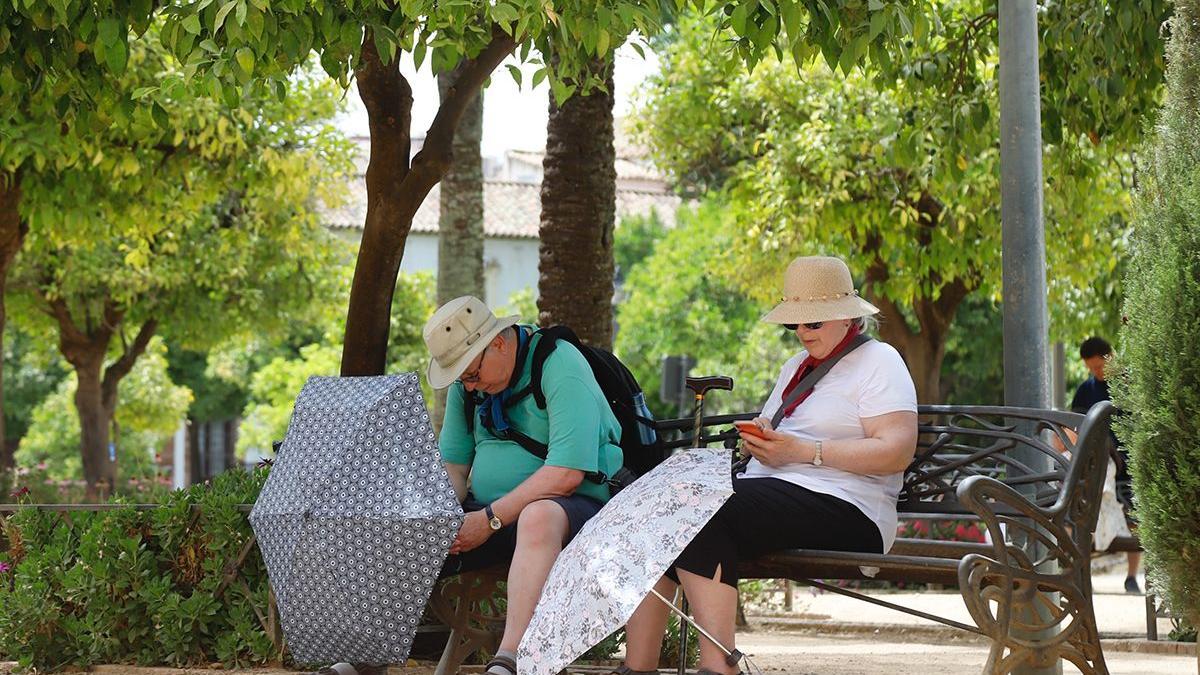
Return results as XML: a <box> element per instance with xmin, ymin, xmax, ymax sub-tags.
<box><xmin>439</xmin><ymin>327</ymin><xmax>624</xmax><ymax>504</ymax></box>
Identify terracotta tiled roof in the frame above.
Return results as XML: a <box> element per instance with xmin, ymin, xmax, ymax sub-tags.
<box><xmin>322</xmin><ymin>135</ymin><xmax>684</xmax><ymax>238</ymax></box>
<box><xmin>324</xmin><ymin>179</ymin><xmax>682</xmax><ymax>239</ymax></box>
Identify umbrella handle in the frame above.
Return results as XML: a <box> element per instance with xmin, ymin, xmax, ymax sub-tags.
<box><xmin>650</xmin><ymin>588</ymin><xmax>741</xmax><ymax>663</ymax></box>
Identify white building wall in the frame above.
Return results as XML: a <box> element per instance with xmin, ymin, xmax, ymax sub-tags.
<box><xmin>400</xmin><ymin>233</ymin><xmax>540</xmax><ymax>308</ymax></box>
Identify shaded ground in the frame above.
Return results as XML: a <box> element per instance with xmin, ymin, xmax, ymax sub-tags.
<box><xmin>3</xmin><ymin>559</ymin><xmax>1193</xmax><ymax>674</ymax></box>
<box><xmin>5</xmin><ymin>637</ymin><xmax>1196</xmax><ymax>675</ymax></box>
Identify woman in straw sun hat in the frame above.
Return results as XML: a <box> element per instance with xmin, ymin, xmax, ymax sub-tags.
<box><xmin>613</xmin><ymin>256</ymin><xmax>919</xmax><ymax>675</ymax></box>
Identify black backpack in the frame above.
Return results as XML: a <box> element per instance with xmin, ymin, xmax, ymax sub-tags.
<box><xmin>465</xmin><ymin>325</ymin><xmax>666</xmax><ymax>491</ymax></box>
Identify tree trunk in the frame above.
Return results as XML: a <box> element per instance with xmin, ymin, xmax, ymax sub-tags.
<box><xmin>435</xmin><ymin>68</ymin><xmax>486</xmax><ymax>307</ymax></box>
<box><xmin>342</xmin><ymin>39</ymin><xmax>415</xmax><ymax>377</ymax></box>
<box><xmin>863</xmin><ymin>194</ymin><xmax>974</xmax><ymax>404</ymax></box>
<box><xmin>433</xmin><ymin>66</ymin><xmax>486</xmax><ymax>427</ymax></box>
<box><xmin>341</xmin><ymin>30</ymin><xmax>515</xmax><ymax>377</ymax></box>
<box><xmin>223</xmin><ymin>419</ymin><xmax>238</xmax><ymax>473</ymax></box>
<box><xmin>74</xmin><ymin>356</ymin><xmax>115</xmax><ymax>501</ymax></box>
<box><xmin>869</xmin><ymin>291</ymin><xmax>964</xmax><ymax>404</ymax></box>
<box><xmin>538</xmin><ymin>59</ymin><xmax>617</xmax><ymax>350</ymax></box>
<box><xmin>49</xmin><ymin>292</ymin><xmax>157</xmax><ymax>499</ymax></box>
<box><xmin>0</xmin><ymin>172</ymin><xmax>27</xmax><ymax>472</ymax></box>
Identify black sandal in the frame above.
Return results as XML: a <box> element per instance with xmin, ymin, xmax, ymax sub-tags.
<box><xmin>306</xmin><ymin>664</ymin><xmax>388</xmax><ymax>675</ymax></box>
<box><xmin>610</xmin><ymin>667</ymin><xmax>659</xmax><ymax>675</ymax></box>
<box><xmin>485</xmin><ymin>654</ymin><xmax>517</xmax><ymax>675</ymax></box>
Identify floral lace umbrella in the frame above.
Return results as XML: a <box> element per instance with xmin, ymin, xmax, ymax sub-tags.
<box><xmin>249</xmin><ymin>374</ymin><xmax>463</xmax><ymax>665</ymax></box>
<box><xmin>517</xmin><ymin>447</ymin><xmax>735</xmax><ymax>675</ymax></box>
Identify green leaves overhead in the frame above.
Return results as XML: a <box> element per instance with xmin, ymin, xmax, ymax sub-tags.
<box><xmin>2</xmin><ymin>0</ymin><xmax>1170</xmax><ymax>139</ymax></box>
<box><xmin>700</xmin><ymin>0</ymin><xmax>1168</xmax><ymax>145</ymax></box>
<box><xmin>154</xmin><ymin>0</ymin><xmax>666</xmax><ymax>102</ymax></box>
<box><xmin>635</xmin><ymin>11</ymin><xmax>1138</xmax><ymax>340</ymax></box>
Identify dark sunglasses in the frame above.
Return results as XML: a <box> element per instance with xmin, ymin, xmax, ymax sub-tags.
<box><xmin>783</xmin><ymin>322</ymin><xmax>825</xmax><ymax>331</ymax></box>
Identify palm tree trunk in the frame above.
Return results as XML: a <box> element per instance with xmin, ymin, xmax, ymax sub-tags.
<box><xmin>433</xmin><ymin>67</ymin><xmax>486</xmax><ymax>427</ymax></box>
<box><xmin>435</xmin><ymin>68</ymin><xmax>486</xmax><ymax>308</ymax></box>
<box><xmin>538</xmin><ymin>59</ymin><xmax>617</xmax><ymax>350</ymax></box>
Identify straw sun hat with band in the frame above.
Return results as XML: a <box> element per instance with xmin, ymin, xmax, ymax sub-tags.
<box><xmin>423</xmin><ymin>296</ymin><xmax>519</xmax><ymax>390</ymax></box>
<box><xmin>762</xmin><ymin>256</ymin><xmax>880</xmax><ymax>325</ymax></box>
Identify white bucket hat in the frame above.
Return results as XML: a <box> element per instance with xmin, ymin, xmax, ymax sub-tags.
<box><xmin>423</xmin><ymin>296</ymin><xmax>519</xmax><ymax>389</ymax></box>
<box><xmin>762</xmin><ymin>256</ymin><xmax>880</xmax><ymax>325</ymax></box>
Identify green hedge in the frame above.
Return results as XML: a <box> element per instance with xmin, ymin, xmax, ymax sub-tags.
<box><xmin>0</xmin><ymin>468</ymin><xmax>275</xmax><ymax>670</ymax></box>
<box><xmin>1113</xmin><ymin>0</ymin><xmax>1200</xmax><ymax>632</ymax></box>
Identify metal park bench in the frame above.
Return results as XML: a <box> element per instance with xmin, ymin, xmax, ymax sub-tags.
<box><xmin>738</xmin><ymin>402</ymin><xmax>1116</xmax><ymax>674</ymax></box>
<box><xmin>431</xmin><ymin>402</ymin><xmax>1118</xmax><ymax>675</ymax></box>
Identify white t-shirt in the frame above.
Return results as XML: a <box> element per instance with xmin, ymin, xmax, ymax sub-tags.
<box><xmin>740</xmin><ymin>339</ymin><xmax>917</xmax><ymax>551</ymax></box>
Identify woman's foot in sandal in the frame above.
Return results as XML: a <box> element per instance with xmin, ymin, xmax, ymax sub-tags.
<box><xmin>484</xmin><ymin>652</ymin><xmax>517</xmax><ymax>675</ymax></box>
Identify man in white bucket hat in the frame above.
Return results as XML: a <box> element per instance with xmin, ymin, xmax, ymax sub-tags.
<box><xmin>422</xmin><ymin>296</ymin><xmax>624</xmax><ymax>675</ymax></box>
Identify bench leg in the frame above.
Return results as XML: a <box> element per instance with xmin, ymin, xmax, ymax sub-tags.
<box><xmin>960</xmin><ymin>554</ymin><xmax>1109</xmax><ymax>675</ymax></box>
<box><xmin>427</xmin><ymin>570</ymin><xmax>507</xmax><ymax>675</ymax></box>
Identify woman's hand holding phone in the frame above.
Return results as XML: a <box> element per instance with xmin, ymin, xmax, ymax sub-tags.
<box><xmin>737</xmin><ymin>417</ymin><xmax>806</xmax><ymax>468</ymax></box>
<box><xmin>734</xmin><ymin>419</ymin><xmax>769</xmax><ymax>439</ymax></box>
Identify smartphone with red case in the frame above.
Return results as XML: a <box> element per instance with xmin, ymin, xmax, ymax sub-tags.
<box><xmin>734</xmin><ymin>420</ymin><xmax>768</xmax><ymax>439</ymax></box>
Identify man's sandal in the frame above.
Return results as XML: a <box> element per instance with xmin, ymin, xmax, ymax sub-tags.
<box><xmin>485</xmin><ymin>654</ymin><xmax>518</xmax><ymax>675</ymax></box>
<box><xmin>305</xmin><ymin>664</ymin><xmax>388</xmax><ymax>675</ymax></box>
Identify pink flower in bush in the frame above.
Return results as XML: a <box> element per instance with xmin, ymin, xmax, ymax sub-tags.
<box><xmin>10</xmin><ymin>486</ymin><xmax>30</xmax><ymax>499</ymax></box>
<box><xmin>0</xmin><ymin>560</ymin><xmax>9</xmax><ymax>574</ymax></box>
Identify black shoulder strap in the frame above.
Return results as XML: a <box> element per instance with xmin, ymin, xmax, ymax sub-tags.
<box><xmin>770</xmin><ymin>334</ymin><xmax>873</xmax><ymax>429</ymax></box>
<box><xmin>487</xmin><ymin>325</ymin><xmax>608</xmax><ymax>485</ymax></box>
<box><xmin>501</xmin><ymin>427</ymin><xmax>608</xmax><ymax>485</ymax></box>
<box><xmin>529</xmin><ymin>326</ymin><xmax>579</xmax><ymax>409</ymax></box>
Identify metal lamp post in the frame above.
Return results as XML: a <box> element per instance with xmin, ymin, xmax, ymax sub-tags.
<box><xmin>999</xmin><ymin>1</ymin><xmax>1059</xmax><ymax>672</ymax></box>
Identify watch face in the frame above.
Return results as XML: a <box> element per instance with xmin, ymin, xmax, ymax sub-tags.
<box><xmin>489</xmin><ymin>516</ymin><xmax>503</xmax><ymax>530</ymax></box>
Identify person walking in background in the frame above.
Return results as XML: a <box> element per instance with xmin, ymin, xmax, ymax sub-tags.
<box><xmin>1071</xmin><ymin>336</ymin><xmax>1141</xmax><ymax>594</ymax></box>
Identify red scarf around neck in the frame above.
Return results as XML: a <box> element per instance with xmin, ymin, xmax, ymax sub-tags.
<box><xmin>777</xmin><ymin>324</ymin><xmax>862</xmax><ymax>421</ymax></box>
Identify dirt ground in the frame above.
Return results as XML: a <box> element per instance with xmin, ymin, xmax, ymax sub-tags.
<box><xmin>4</xmin><ymin>630</ymin><xmax>1195</xmax><ymax>675</ymax></box>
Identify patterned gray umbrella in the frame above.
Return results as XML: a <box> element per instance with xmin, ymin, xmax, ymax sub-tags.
<box><xmin>250</xmin><ymin>373</ymin><xmax>463</xmax><ymax>665</ymax></box>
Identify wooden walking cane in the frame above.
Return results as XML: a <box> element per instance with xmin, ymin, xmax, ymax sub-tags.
<box><xmin>676</xmin><ymin>375</ymin><xmax>734</xmax><ymax>674</ymax></box>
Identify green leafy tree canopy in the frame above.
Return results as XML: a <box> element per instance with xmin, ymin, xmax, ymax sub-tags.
<box><xmin>633</xmin><ymin>12</ymin><xmax>1141</xmax><ymax>401</ymax></box>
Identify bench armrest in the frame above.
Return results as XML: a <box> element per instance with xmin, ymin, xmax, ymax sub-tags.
<box><xmin>956</xmin><ymin>474</ymin><xmax>1083</xmax><ymax>574</ymax></box>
